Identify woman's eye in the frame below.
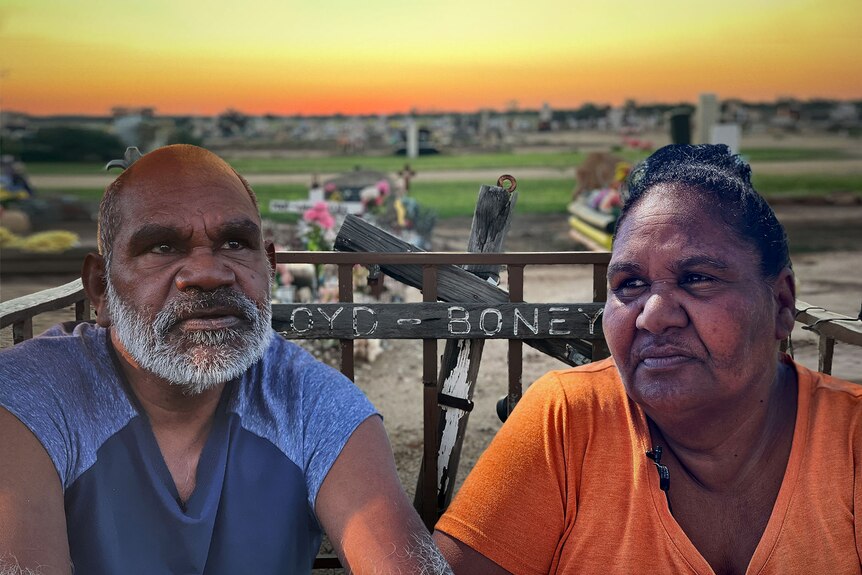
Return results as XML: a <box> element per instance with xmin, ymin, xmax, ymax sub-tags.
<box><xmin>682</xmin><ymin>273</ymin><xmax>712</xmax><ymax>286</ymax></box>
<box><xmin>613</xmin><ymin>278</ymin><xmax>648</xmax><ymax>297</ymax></box>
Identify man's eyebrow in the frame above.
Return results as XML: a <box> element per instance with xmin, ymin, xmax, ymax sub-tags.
<box><xmin>127</xmin><ymin>224</ymin><xmax>184</xmax><ymax>249</ymax></box>
<box><xmin>217</xmin><ymin>218</ymin><xmax>261</xmax><ymax>239</ymax></box>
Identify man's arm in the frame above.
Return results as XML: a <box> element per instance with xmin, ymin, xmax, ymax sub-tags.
<box><xmin>432</xmin><ymin>531</ymin><xmax>512</xmax><ymax>575</ymax></box>
<box><xmin>315</xmin><ymin>416</ymin><xmax>452</xmax><ymax>574</ymax></box>
<box><xmin>0</xmin><ymin>408</ymin><xmax>70</xmax><ymax>575</ymax></box>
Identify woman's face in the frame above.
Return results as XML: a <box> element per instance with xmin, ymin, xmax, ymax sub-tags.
<box><xmin>602</xmin><ymin>185</ymin><xmax>793</xmax><ymax>419</ymax></box>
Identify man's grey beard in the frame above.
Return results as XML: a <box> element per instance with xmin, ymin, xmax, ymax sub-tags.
<box><xmin>105</xmin><ymin>273</ymin><xmax>273</xmax><ymax>395</ymax></box>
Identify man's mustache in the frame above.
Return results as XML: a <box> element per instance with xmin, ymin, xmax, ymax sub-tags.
<box><xmin>153</xmin><ymin>287</ymin><xmax>262</xmax><ymax>337</ymax></box>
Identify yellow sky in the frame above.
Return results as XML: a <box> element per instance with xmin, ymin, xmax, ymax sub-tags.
<box><xmin>1</xmin><ymin>0</ymin><xmax>860</xmax><ymax>116</ymax></box>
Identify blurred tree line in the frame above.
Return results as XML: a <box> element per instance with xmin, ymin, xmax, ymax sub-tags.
<box><xmin>1</xmin><ymin>127</ymin><xmax>125</xmax><ymax>163</ymax></box>
<box><xmin>0</xmin><ymin>122</ymin><xmax>202</xmax><ymax>163</ymax></box>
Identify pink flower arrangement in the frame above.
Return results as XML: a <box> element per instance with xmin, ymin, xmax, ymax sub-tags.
<box><xmin>303</xmin><ymin>201</ymin><xmax>335</xmax><ymax>230</ymax></box>
<box><xmin>376</xmin><ymin>179</ymin><xmax>390</xmax><ymax>196</ymax></box>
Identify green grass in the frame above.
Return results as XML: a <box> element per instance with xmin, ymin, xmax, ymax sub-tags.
<box><xmin>34</xmin><ymin>174</ymin><xmax>862</xmax><ymax>221</ymax></box>
<box><xmin>740</xmin><ymin>148</ymin><xmax>852</xmax><ymax>162</ymax></box>
<box><xmin>753</xmin><ymin>174</ymin><xmax>862</xmax><ymax>196</ymax></box>
<box><xmin>411</xmin><ymin>179</ymin><xmax>574</xmax><ymax>218</ymax></box>
<box><xmin>22</xmin><ymin>147</ymin><xmax>854</xmax><ymax>176</ymax></box>
<box><xmin>36</xmin><ymin>188</ymin><xmax>105</xmax><ymax>202</ymax></box>
<box><xmin>396</xmin><ymin>175</ymin><xmax>862</xmax><ymax>218</ymax></box>
<box><xmin>212</xmin><ymin>151</ymin><xmax>589</xmax><ymax>174</ymax></box>
<box><xmin>250</xmin><ymin>184</ymin><xmax>308</xmax><ymax>221</ymax></box>
<box><xmin>25</xmin><ymin>151</ymin><xmax>592</xmax><ymax>176</ymax></box>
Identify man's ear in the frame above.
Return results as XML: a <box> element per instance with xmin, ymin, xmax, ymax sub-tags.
<box><xmin>82</xmin><ymin>252</ymin><xmax>111</xmax><ymax>327</ymax></box>
<box><xmin>265</xmin><ymin>241</ymin><xmax>277</xmax><ymax>277</ymax></box>
<box><xmin>773</xmin><ymin>266</ymin><xmax>797</xmax><ymax>341</ymax></box>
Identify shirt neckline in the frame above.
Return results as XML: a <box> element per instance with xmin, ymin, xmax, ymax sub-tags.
<box><xmin>633</xmin><ymin>357</ymin><xmax>810</xmax><ymax>575</ymax></box>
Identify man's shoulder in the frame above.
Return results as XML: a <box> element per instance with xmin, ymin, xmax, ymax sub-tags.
<box><xmin>241</xmin><ymin>332</ymin><xmax>353</xmax><ymax>396</ymax></box>
<box><xmin>0</xmin><ymin>321</ymin><xmax>110</xmax><ymax>383</ymax></box>
<box><xmin>232</xmin><ymin>331</ymin><xmax>374</xmax><ymax>426</ymax></box>
<box><xmin>0</xmin><ymin>322</ymin><xmax>136</xmax><ymax>488</ymax></box>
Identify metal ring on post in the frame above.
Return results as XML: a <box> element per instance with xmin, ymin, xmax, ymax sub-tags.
<box><xmin>497</xmin><ymin>174</ymin><xmax>517</xmax><ymax>194</ymax></box>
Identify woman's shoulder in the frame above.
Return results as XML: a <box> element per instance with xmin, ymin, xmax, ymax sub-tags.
<box><xmin>514</xmin><ymin>357</ymin><xmax>632</xmax><ymax>432</ymax></box>
<box><xmin>530</xmin><ymin>357</ymin><xmax>627</xmax><ymax>404</ymax></box>
<box><xmin>793</xmin><ymin>358</ymin><xmax>862</xmax><ymax>405</ymax></box>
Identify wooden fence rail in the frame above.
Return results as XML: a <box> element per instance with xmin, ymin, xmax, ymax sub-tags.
<box><xmin>790</xmin><ymin>299</ymin><xmax>862</xmax><ymax>374</ymax></box>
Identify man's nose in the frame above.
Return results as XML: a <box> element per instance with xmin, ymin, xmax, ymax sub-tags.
<box><xmin>635</xmin><ymin>286</ymin><xmax>688</xmax><ymax>333</ymax></box>
<box><xmin>174</xmin><ymin>248</ymin><xmax>236</xmax><ymax>292</ymax></box>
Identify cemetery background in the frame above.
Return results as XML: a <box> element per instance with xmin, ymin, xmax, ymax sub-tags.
<box><xmin>1</xmin><ymin>119</ymin><xmax>861</xmax><ymax>574</ymax></box>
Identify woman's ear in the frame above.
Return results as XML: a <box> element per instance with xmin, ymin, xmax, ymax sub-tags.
<box><xmin>82</xmin><ymin>252</ymin><xmax>111</xmax><ymax>327</ymax></box>
<box><xmin>773</xmin><ymin>267</ymin><xmax>797</xmax><ymax>341</ymax></box>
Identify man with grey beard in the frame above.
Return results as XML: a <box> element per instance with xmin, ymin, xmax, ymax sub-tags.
<box><xmin>0</xmin><ymin>145</ymin><xmax>452</xmax><ymax>575</ymax></box>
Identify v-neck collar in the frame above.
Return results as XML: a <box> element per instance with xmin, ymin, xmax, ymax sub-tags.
<box><xmin>136</xmin><ymin>381</ymin><xmax>235</xmax><ymax>517</ymax></box>
<box><xmin>104</xmin><ymin>330</ymin><xmax>237</xmax><ymax>517</ymax></box>
<box><xmin>632</xmin><ymin>358</ymin><xmax>810</xmax><ymax>575</ymax></box>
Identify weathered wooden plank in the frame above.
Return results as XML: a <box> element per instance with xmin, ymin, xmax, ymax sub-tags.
<box><xmin>420</xmin><ymin>183</ymin><xmax>516</xmax><ymax>519</ymax></box>
<box><xmin>275</xmin><ymin>250</ymin><xmax>611</xmax><ymax>266</ymax></box>
<box><xmin>0</xmin><ymin>279</ymin><xmax>86</xmax><ymax>329</ymax></box>
<box><xmin>334</xmin><ymin>215</ymin><xmax>595</xmax><ymax>364</ymax></box>
<box><xmin>272</xmin><ymin>302</ymin><xmax>604</xmax><ymax>340</ymax></box>
<box><xmin>462</xmin><ymin>185</ymin><xmax>518</xmax><ymax>281</ymax></box>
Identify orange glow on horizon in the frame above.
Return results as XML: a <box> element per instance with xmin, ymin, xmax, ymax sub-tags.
<box><xmin>2</xmin><ymin>0</ymin><xmax>860</xmax><ymax>116</ymax></box>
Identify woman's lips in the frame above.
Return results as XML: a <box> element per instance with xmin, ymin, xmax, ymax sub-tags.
<box><xmin>636</xmin><ymin>344</ymin><xmax>696</xmax><ymax>369</ymax></box>
<box><xmin>639</xmin><ymin>355</ymin><xmax>694</xmax><ymax>369</ymax></box>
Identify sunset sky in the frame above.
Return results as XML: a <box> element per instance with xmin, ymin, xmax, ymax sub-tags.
<box><xmin>1</xmin><ymin>0</ymin><xmax>860</xmax><ymax>116</ymax></box>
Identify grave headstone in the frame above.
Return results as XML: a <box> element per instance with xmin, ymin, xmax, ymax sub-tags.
<box><xmin>696</xmin><ymin>93</ymin><xmax>719</xmax><ymax>145</ymax></box>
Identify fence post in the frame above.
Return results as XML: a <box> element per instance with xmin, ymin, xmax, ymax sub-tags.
<box><xmin>413</xmin><ymin>183</ymin><xmax>517</xmax><ymax>520</ymax></box>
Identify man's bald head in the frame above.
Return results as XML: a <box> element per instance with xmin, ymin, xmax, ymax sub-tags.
<box><xmin>98</xmin><ymin>144</ymin><xmax>258</xmax><ymax>263</ymax></box>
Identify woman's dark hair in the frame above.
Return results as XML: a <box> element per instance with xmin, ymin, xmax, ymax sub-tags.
<box><xmin>615</xmin><ymin>144</ymin><xmax>790</xmax><ymax>278</ymax></box>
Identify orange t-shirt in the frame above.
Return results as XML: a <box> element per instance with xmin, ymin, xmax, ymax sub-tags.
<box><xmin>436</xmin><ymin>357</ymin><xmax>862</xmax><ymax>574</ymax></box>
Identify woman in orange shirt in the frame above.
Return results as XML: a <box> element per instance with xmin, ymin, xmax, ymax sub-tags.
<box><xmin>435</xmin><ymin>144</ymin><xmax>861</xmax><ymax>575</ymax></box>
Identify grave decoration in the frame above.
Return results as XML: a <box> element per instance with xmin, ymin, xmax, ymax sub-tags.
<box><xmin>0</xmin><ymin>157</ymin><xmax>87</xmax><ymax>275</ymax></box>
<box><xmin>567</xmin><ymin>152</ymin><xmax>631</xmax><ymax>251</ymax></box>
<box><xmin>267</xmin><ymin>164</ymin><xmax>435</xmax><ymax>303</ymax></box>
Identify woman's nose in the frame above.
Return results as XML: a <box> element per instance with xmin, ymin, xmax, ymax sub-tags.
<box><xmin>635</xmin><ymin>286</ymin><xmax>688</xmax><ymax>334</ymax></box>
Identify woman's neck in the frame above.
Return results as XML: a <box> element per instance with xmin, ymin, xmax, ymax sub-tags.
<box><xmin>646</xmin><ymin>361</ymin><xmax>798</xmax><ymax>492</ymax></box>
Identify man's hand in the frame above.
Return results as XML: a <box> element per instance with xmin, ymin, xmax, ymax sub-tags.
<box><xmin>315</xmin><ymin>416</ymin><xmax>452</xmax><ymax>574</ymax></box>
<box><xmin>0</xmin><ymin>408</ymin><xmax>71</xmax><ymax>575</ymax></box>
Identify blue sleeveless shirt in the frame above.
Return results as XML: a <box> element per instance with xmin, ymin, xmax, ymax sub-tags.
<box><xmin>0</xmin><ymin>322</ymin><xmax>377</xmax><ymax>574</ymax></box>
